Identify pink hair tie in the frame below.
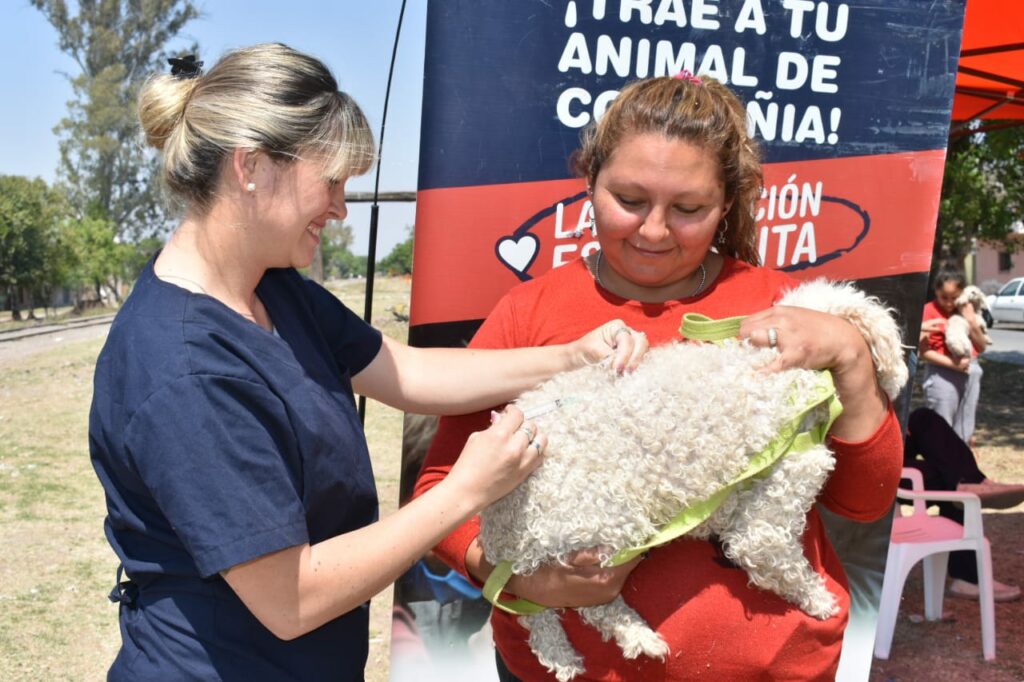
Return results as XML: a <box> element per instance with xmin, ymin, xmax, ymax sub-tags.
<box><xmin>672</xmin><ymin>70</ymin><xmax>703</xmax><ymax>85</ymax></box>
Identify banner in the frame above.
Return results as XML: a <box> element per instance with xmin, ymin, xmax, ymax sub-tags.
<box><xmin>394</xmin><ymin>2</ymin><xmax>966</xmax><ymax>680</ymax></box>
<box><xmin>410</xmin><ymin>0</ymin><xmax>965</xmax><ymax>340</ymax></box>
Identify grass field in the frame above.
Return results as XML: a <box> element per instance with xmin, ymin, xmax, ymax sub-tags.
<box><xmin>0</xmin><ymin>305</ymin><xmax>119</xmax><ymax>333</ymax></box>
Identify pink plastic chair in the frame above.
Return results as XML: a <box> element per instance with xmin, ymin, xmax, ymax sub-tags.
<box><xmin>874</xmin><ymin>467</ymin><xmax>995</xmax><ymax>660</ymax></box>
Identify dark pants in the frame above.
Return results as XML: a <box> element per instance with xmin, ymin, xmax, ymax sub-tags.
<box><xmin>903</xmin><ymin>407</ymin><xmax>987</xmax><ymax>583</ymax></box>
<box><xmin>496</xmin><ymin>650</ymin><xmax>524</xmax><ymax>682</ymax></box>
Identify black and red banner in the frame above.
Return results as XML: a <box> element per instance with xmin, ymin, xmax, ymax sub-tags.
<box><xmin>410</xmin><ymin>0</ymin><xmax>965</xmax><ymax>340</ymax></box>
<box><xmin>395</xmin><ymin>2</ymin><xmax>967</xmax><ymax>680</ymax></box>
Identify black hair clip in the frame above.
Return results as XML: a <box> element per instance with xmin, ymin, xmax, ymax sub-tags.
<box><xmin>168</xmin><ymin>54</ymin><xmax>203</xmax><ymax>79</ymax></box>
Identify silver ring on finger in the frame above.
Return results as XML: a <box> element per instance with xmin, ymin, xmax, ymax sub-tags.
<box><xmin>517</xmin><ymin>425</ymin><xmax>535</xmax><ymax>442</ymax></box>
<box><xmin>530</xmin><ymin>440</ymin><xmax>544</xmax><ymax>457</ymax></box>
<box><xmin>613</xmin><ymin>326</ymin><xmax>632</xmax><ymax>339</ymax></box>
<box><xmin>767</xmin><ymin>326</ymin><xmax>778</xmax><ymax>349</ymax></box>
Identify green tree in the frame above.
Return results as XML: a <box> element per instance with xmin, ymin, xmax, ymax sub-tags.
<box><xmin>64</xmin><ymin>215</ymin><xmax>136</xmax><ymax>306</ymax></box>
<box><xmin>378</xmin><ymin>226</ymin><xmax>414</xmax><ymax>276</ymax></box>
<box><xmin>321</xmin><ymin>219</ymin><xmax>368</xmax><ymax>278</ymax></box>
<box><xmin>0</xmin><ymin>175</ymin><xmax>70</xmax><ymax>319</ymax></box>
<box><xmin>31</xmin><ymin>0</ymin><xmax>199</xmax><ymax>240</ymax></box>
<box><xmin>934</xmin><ymin>126</ymin><xmax>1024</xmax><ymax>272</ymax></box>
<box><xmin>35</xmin><ymin>218</ymin><xmax>76</xmax><ymax>316</ymax></box>
<box><xmin>335</xmin><ymin>250</ymin><xmax>369</xmax><ymax>279</ymax></box>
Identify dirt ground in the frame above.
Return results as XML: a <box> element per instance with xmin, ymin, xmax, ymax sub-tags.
<box><xmin>869</xmin><ymin>357</ymin><xmax>1024</xmax><ymax>682</ymax></box>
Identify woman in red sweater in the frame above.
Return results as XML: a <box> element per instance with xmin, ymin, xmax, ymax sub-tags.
<box><xmin>414</xmin><ymin>74</ymin><xmax>903</xmax><ymax>681</ymax></box>
<box><xmin>919</xmin><ymin>269</ymin><xmax>989</xmax><ymax>444</ymax></box>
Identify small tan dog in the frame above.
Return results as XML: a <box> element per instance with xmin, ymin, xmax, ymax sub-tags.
<box><xmin>945</xmin><ymin>285</ymin><xmax>993</xmax><ymax>359</ymax></box>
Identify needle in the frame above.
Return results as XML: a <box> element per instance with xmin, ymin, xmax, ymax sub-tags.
<box><xmin>522</xmin><ymin>398</ymin><xmax>573</xmax><ymax>420</ymax></box>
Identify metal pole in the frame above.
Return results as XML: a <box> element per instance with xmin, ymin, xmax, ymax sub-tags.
<box><xmin>359</xmin><ymin>0</ymin><xmax>408</xmax><ymax>423</ymax></box>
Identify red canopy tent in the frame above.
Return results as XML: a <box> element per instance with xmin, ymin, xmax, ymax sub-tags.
<box><xmin>951</xmin><ymin>0</ymin><xmax>1024</xmax><ymax>135</ymax></box>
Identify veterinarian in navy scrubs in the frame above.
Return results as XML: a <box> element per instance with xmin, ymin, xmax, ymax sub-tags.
<box><xmin>88</xmin><ymin>44</ymin><xmax>648</xmax><ymax>681</ymax></box>
<box><xmin>416</xmin><ymin>74</ymin><xmax>905</xmax><ymax>680</ymax></box>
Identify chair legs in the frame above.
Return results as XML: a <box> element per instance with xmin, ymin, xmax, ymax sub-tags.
<box><xmin>874</xmin><ymin>544</ymin><xmax>915</xmax><ymax>660</ymax></box>
<box><xmin>874</xmin><ymin>543</ymin><xmax>996</xmax><ymax>660</ymax></box>
<box><xmin>976</xmin><ymin>538</ymin><xmax>996</xmax><ymax>660</ymax></box>
<box><xmin>921</xmin><ymin>552</ymin><xmax>949</xmax><ymax>621</ymax></box>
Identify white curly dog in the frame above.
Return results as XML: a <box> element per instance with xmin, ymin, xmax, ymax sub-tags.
<box><xmin>944</xmin><ymin>284</ymin><xmax>993</xmax><ymax>359</ymax></box>
<box><xmin>479</xmin><ymin>279</ymin><xmax>907</xmax><ymax>681</ymax></box>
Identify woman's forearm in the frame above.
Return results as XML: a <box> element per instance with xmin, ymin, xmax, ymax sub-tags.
<box><xmin>827</xmin><ymin>336</ymin><xmax>888</xmax><ymax>442</ymax></box>
<box><xmin>392</xmin><ymin>342</ymin><xmax>583</xmax><ymax>413</ymax></box>
<box><xmin>960</xmin><ymin>306</ymin><xmax>990</xmax><ymax>351</ymax></box>
<box><xmin>223</xmin><ymin>474</ymin><xmax>490</xmax><ymax>640</ymax></box>
<box><xmin>968</xmin><ymin>323</ymin><xmax>989</xmax><ymax>351</ymax></box>
<box><xmin>353</xmin><ymin>336</ymin><xmax>578</xmax><ymax>414</ymax></box>
<box><xmin>921</xmin><ymin>349</ymin><xmax>956</xmax><ymax>369</ymax></box>
<box><xmin>354</xmin><ymin>325</ymin><xmax>647</xmax><ymax>415</ymax></box>
<box><xmin>223</xmin><ymin>407</ymin><xmax>544</xmax><ymax>640</ymax></box>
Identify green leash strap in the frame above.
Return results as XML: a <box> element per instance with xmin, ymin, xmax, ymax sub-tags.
<box><xmin>482</xmin><ymin>313</ymin><xmax>844</xmax><ymax>616</ymax></box>
<box><xmin>608</xmin><ymin>373</ymin><xmax>841</xmax><ymax>566</ymax></box>
<box><xmin>482</xmin><ymin>559</ymin><xmax>547</xmax><ymax>615</ymax></box>
<box><xmin>483</xmin><ymin>380</ymin><xmax>842</xmax><ymax>615</ymax></box>
<box><xmin>678</xmin><ymin>313</ymin><xmax>745</xmax><ymax>341</ymax></box>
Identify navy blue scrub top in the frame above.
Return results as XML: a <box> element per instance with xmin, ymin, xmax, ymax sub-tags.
<box><xmin>89</xmin><ymin>258</ymin><xmax>383</xmax><ymax>681</ymax></box>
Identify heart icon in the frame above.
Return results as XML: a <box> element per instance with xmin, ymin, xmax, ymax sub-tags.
<box><xmin>495</xmin><ymin>234</ymin><xmax>540</xmax><ymax>277</ymax></box>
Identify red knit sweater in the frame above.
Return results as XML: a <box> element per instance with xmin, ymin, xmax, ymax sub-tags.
<box><xmin>413</xmin><ymin>257</ymin><xmax>902</xmax><ymax>681</ymax></box>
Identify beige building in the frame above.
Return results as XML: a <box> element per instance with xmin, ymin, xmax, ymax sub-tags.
<box><xmin>969</xmin><ymin>223</ymin><xmax>1024</xmax><ymax>292</ymax></box>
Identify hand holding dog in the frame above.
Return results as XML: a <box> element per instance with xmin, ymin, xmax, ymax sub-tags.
<box><xmin>739</xmin><ymin>306</ymin><xmax>887</xmax><ymax>442</ymax></box>
<box><xmin>570</xmin><ymin>320</ymin><xmax>650</xmax><ymax>374</ymax></box>
<box><xmin>957</xmin><ymin>300</ymin><xmax>992</xmax><ymax>351</ymax></box>
<box><xmin>504</xmin><ymin>547</ymin><xmax>644</xmax><ymax>608</ymax></box>
<box><xmin>739</xmin><ymin>306</ymin><xmax>869</xmax><ymax>376</ymax></box>
<box><xmin>919</xmin><ymin>318</ymin><xmax>946</xmax><ymax>338</ymax></box>
<box><xmin>446</xmin><ymin>406</ymin><xmax>547</xmax><ymax>510</ymax></box>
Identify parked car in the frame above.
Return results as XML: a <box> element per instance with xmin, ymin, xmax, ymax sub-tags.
<box><xmin>985</xmin><ymin>277</ymin><xmax>1024</xmax><ymax>325</ymax></box>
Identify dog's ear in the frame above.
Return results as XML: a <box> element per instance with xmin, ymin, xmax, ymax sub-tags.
<box><xmin>967</xmin><ymin>286</ymin><xmax>989</xmax><ymax>310</ymax></box>
<box><xmin>955</xmin><ymin>285</ymin><xmax>987</xmax><ymax>310</ymax></box>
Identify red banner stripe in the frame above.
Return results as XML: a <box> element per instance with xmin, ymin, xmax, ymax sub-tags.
<box><xmin>410</xmin><ymin>149</ymin><xmax>945</xmax><ymax>327</ymax></box>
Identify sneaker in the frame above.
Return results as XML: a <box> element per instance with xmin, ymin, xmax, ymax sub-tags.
<box><xmin>955</xmin><ymin>480</ymin><xmax>1024</xmax><ymax>509</ymax></box>
<box><xmin>947</xmin><ymin>578</ymin><xmax>1022</xmax><ymax>603</ymax></box>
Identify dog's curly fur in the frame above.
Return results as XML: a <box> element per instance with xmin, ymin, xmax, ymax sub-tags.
<box><xmin>944</xmin><ymin>285</ymin><xmax>992</xmax><ymax>359</ymax></box>
<box><xmin>478</xmin><ymin>279</ymin><xmax>906</xmax><ymax>681</ymax></box>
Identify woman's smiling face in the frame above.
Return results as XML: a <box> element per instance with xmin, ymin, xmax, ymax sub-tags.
<box><xmin>591</xmin><ymin>132</ymin><xmax>731</xmax><ymax>294</ymax></box>
<box><xmin>254</xmin><ymin>157</ymin><xmax>349</xmax><ymax>270</ymax></box>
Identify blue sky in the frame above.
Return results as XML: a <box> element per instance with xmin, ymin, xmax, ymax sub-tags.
<box><xmin>0</xmin><ymin>0</ymin><xmax>427</xmax><ymax>257</ymax></box>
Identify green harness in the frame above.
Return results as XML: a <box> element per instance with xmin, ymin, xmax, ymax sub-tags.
<box><xmin>482</xmin><ymin>313</ymin><xmax>843</xmax><ymax>616</ymax></box>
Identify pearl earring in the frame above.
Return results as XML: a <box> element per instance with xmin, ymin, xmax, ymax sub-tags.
<box><xmin>246</xmin><ymin>182</ymin><xmax>256</xmax><ymax>193</ymax></box>
<box><xmin>573</xmin><ymin>203</ymin><xmax>596</xmax><ymax>239</ymax></box>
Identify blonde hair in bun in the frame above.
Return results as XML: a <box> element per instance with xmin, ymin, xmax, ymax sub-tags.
<box><xmin>139</xmin><ymin>75</ymin><xmax>201</xmax><ymax>152</ymax></box>
<box><xmin>137</xmin><ymin>43</ymin><xmax>375</xmax><ymax>212</ymax></box>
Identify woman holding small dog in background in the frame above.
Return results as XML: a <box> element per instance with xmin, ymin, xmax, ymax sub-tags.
<box><xmin>919</xmin><ymin>269</ymin><xmax>991</xmax><ymax>444</ymax></box>
<box><xmin>415</xmin><ymin>73</ymin><xmax>903</xmax><ymax>680</ymax></box>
